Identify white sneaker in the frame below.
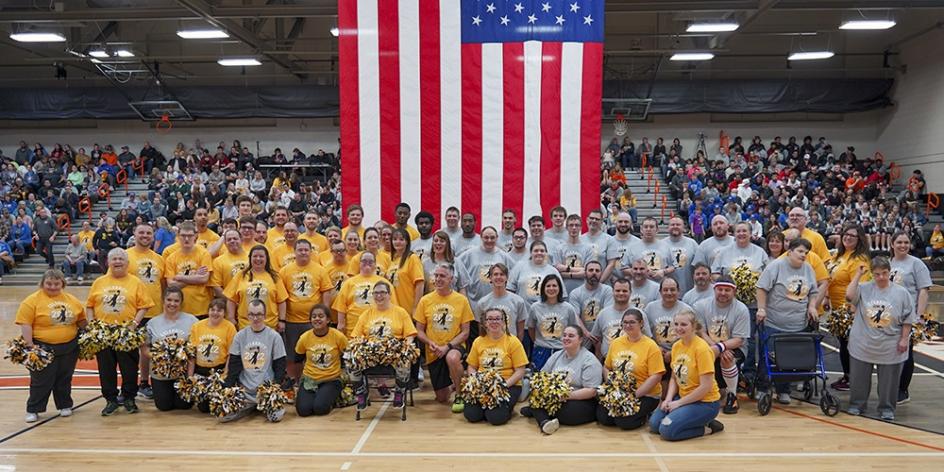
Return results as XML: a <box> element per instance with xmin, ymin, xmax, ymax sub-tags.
<box><xmin>77</xmin><ymin>276</ymin><xmax>84</xmax><ymax>282</ymax></box>
<box><xmin>267</xmin><ymin>408</ymin><xmax>285</xmax><ymax>423</ymax></box>
<box><xmin>24</xmin><ymin>412</ymin><xmax>39</xmax><ymax>423</ymax></box>
<box><xmin>541</xmin><ymin>418</ymin><xmax>560</xmax><ymax>435</ymax></box>
<box><xmin>777</xmin><ymin>393</ymin><xmax>792</xmax><ymax>404</ymax></box>
<box><xmin>59</xmin><ymin>408</ymin><xmax>73</xmax><ymax>417</ymax></box>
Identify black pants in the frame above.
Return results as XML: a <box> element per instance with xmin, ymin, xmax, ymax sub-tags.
<box><xmin>464</xmin><ymin>386</ymin><xmax>522</xmax><ymax>426</ymax></box>
<box><xmin>35</xmin><ymin>238</ymin><xmax>54</xmax><ymax>267</ymax></box>
<box><xmin>194</xmin><ymin>365</ymin><xmax>224</xmax><ymax>413</ymax></box>
<box><xmin>532</xmin><ymin>399</ymin><xmax>597</xmax><ymax>428</ymax></box>
<box><xmin>96</xmin><ymin>348</ymin><xmax>140</xmax><ymax>402</ymax></box>
<box><xmin>296</xmin><ymin>379</ymin><xmax>342</xmax><ymax>417</ymax></box>
<box><xmin>899</xmin><ymin>342</ymin><xmax>914</xmax><ymax>393</ymax></box>
<box><xmin>838</xmin><ymin>336</ymin><xmax>850</xmax><ymax>376</ymax></box>
<box><xmin>596</xmin><ymin>396</ymin><xmax>660</xmax><ymax>430</ymax></box>
<box><xmin>151</xmin><ymin>377</ymin><xmax>193</xmax><ymax>411</ymax></box>
<box><xmin>27</xmin><ymin>338</ymin><xmax>79</xmax><ymax>413</ymax></box>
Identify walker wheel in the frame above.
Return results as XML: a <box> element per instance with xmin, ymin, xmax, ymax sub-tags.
<box><xmin>821</xmin><ymin>393</ymin><xmax>840</xmax><ymax>417</ymax></box>
<box><xmin>757</xmin><ymin>392</ymin><xmax>772</xmax><ymax>416</ymax></box>
<box><xmin>803</xmin><ymin>381</ymin><xmax>814</xmax><ymax>401</ymax></box>
<box><xmin>356</xmin><ymin>409</ymin><xmax>361</xmax><ymax>421</ymax></box>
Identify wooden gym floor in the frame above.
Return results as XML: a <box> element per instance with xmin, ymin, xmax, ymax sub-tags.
<box><xmin>0</xmin><ymin>287</ymin><xmax>941</xmax><ymax>471</ymax></box>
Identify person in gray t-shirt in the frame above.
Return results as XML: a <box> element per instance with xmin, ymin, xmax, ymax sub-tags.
<box><xmin>555</xmin><ymin>216</ymin><xmax>595</xmax><ymax>293</ymax></box>
<box><xmin>222</xmin><ymin>300</ymin><xmax>287</xmax><ymax>422</ymax></box>
<box><xmin>624</xmin><ymin>257</ymin><xmax>661</xmax><ymax>310</ymax></box>
<box><xmin>888</xmin><ymin>232</ymin><xmax>932</xmax><ymax>399</ymax></box>
<box><xmin>508</xmin><ymin>241</ymin><xmax>566</xmax><ymax>305</ymax></box>
<box><xmin>693</xmin><ymin>277</ymin><xmax>750</xmax><ymax>411</ymax></box>
<box><xmin>663</xmin><ymin>216</ymin><xmax>699</xmax><ymax>294</ymax></box>
<box><xmin>756</xmin><ymin>242</ymin><xmax>818</xmax><ymax>334</ymax></box>
<box><xmin>692</xmin><ymin>216</ymin><xmax>733</xmax><ymax>268</ymax></box>
<box><xmin>567</xmin><ymin>261</ymin><xmax>614</xmax><ymax>335</ymax></box>
<box><xmin>682</xmin><ymin>262</ymin><xmax>714</xmax><ymax>306</ymax></box>
<box><xmin>145</xmin><ymin>288</ymin><xmax>200</xmax><ymax>411</ymax></box>
<box><xmin>458</xmin><ymin>227</ymin><xmax>516</xmax><ymax>302</ymax></box>
<box><xmin>710</xmin><ymin>223</ymin><xmax>768</xmax><ymax>282</ymax></box>
<box><xmin>474</xmin><ymin>262</ymin><xmax>530</xmax><ymax>340</ymax></box>
<box><xmin>643</xmin><ymin>278</ymin><xmax>694</xmax><ymax>352</ymax></box>
<box><xmin>846</xmin><ymin>258</ymin><xmax>916</xmax><ymax>418</ymax></box>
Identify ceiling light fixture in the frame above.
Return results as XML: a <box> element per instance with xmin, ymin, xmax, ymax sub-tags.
<box><xmin>670</xmin><ymin>52</ymin><xmax>715</xmax><ymax>61</ymax></box>
<box><xmin>839</xmin><ymin>20</ymin><xmax>896</xmax><ymax>30</ymax></box>
<box><xmin>788</xmin><ymin>51</ymin><xmax>835</xmax><ymax>60</ymax></box>
<box><xmin>10</xmin><ymin>32</ymin><xmax>67</xmax><ymax>43</ymax></box>
<box><xmin>686</xmin><ymin>22</ymin><xmax>739</xmax><ymax>33</ymax></box>
<box><xmin>177</xmin><ymin>28</ymin><xmax>229</xmax><ymax>39</ymax></box>
<box><xmin>89</xmin><ymin>49</ymin><xmax>110</xmax><ymax>58</ymax></box>
<box><xmin>218</xmin><ymin>58</ymin><xmax>261</xmax><ymax>66</ymax></box>
<box><xmin>115</xmin><ymin>50</ymin><xmax>135</xmax><ymax>57</ymax></box>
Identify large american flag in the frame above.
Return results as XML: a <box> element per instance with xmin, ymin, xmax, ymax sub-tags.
<box><xmin>338</xmin><ymin>0</ymin><xmax>604</xmax><ymax>228</ymax></box>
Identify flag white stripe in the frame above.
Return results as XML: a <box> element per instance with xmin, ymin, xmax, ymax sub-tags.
<box><xmin>439</xmin><ymin>0</ymin><xmax>462</xmax><ymax>219</ymax></box>
<box><xmin>356</xmin><ymin>0</ymin><xmax>381</xmax><ymax>222</ymax></box>
<box><xmin>522</xmin><ymin>41</ymin><xmax>543</xmax><ymax>220</ymax></box>
<box><xmin>398</xmin><ymin>0</ymin><xmax>421</xmax><ymax>213</ymax></box>
<box><xmin>480</xmin><ymin>43</ymin><xmax>505</xmax><ymax>229</ymax></box>
<box><xmin>560</xmin><ymin>43</ymin><xmax>584</xmax><ymax>216</ymax></box>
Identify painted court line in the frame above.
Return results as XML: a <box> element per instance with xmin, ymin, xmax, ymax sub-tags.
<box><xmin>351</xmin><ymin>402</ymin><xmax>389</xmax><ymax>454</ymax></box>
<box><xmin>821</xmin><ymin>340</ymin><xmax>944</xmax><ymax>379</ymax></box>
<box><xmin>0</xmin><ymin>448</ymin><xmax>943</xmax><ymax>458</ymax></box>
<box><xmin>641</xmin><ymin>433</ymin><xmax>669</xmax><ymax>472</ymax></box>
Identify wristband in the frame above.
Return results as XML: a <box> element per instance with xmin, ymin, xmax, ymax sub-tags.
<box><xmin>716</xmin><ymin>342</ymin><xmax>726</xmax><ymax>353</ymax></box>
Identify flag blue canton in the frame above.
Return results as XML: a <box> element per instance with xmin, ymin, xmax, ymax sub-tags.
<box><xmin>461</xmin><ymin>0</ymin><xmax>604</xmax><ymax>43</ymax></box>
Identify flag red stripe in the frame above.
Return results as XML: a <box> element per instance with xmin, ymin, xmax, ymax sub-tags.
<box><xmin>338</xmin><ymin>0</ymin><xmax>360</xmax><ymax>225</ymax></box>
<box><xmin>377</xmin><ymin>0</ymin><xmax>401</xmax><ymax>223</ymax></box>
<box><xmin>579</xmin><ymin>43</ymin><xmax>603</xmax><ymax>225</ymax></box>
<box><xmin>502</xmin><ymin>43</ymin><xmax>525</xmax><ymax>223</ymax></box>
<box><xmin>461</xmin><ymin>43</ymin><xmax>483</xmax><ymax>226</ymax></box>
<box><xmin>418</xmin><ymin>0</ymin><xmax>442</xmax><ymax>226</ymax></box>
<box><xmin>539</xmin><ymin>42</ymin><xmax>563</xmax><ymax>219</ymax></box>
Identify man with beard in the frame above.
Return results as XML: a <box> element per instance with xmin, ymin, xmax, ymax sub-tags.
<box><xmin>452</xmin><ymin>213</ymin><xmax>481</xmax><ymax>256</ymax></box>
<box><xmin>581</xmin><ymin>209</ymin><xmax>618</xmax><ymax>280</ymax></box>
<box><xmin>682</xmin><ymin>262</ymin><xmax>714</xmax><ymax>306</ymax></box>
<box><xmin>568</xmin><ymin>260</ymin><xmax>613</xmax><ymax>343</ymax></box>
<box><xmin>266</xmin><ymin>207</ymin><xmax>291</xmax><ymax>251</ymax></box>
<box><xmin>299</xmin><ymin>211</ymin><xmax>329</xmax><ymax>253</ymax></box>
<box><xmin>458</xmin><ymin>226</ymin><xmax>514</xmax><ymax>304</ymax></box>
<box><xmin>412</xmin><ymin>211</ymin><xmax>435</xmax><ymax>259</ymax></box>
<box><xmin>497</xmin><ymin>209</ymin><xmax>518</xmax><ymax>249</ymax></box>
<box><xmin>591</xmin><ymin>278</ymin><xmax>651</xmax><ymax>358</ymax></box>
<box><xmin>693</xmin><ymin>276</ymin><xmax>749</xmax><ymax>415</ymax></box>
<box><xmin>194</xmin><ymin>207</ymin><xmax>220</xmax><ymax>251</ymax></box>
<box><xmin>662</xmin><ymin>216</ymin><xmax>699</xmax><ymax>294</ymax></box>
<box><xmin>692</xmin><ymin>215</ymin><xmax>732</xmax><ymax>268</ymax></box>
<box><xmin>342</xmin><ymin>204</ymin><xmax>366</xmax><ymax>241</ymax></box>
<box><xmin>507</xmin><ymin>228</ymin><xmax>530</xmax><ymax>265</ymax></box>
<box><xmin>126</xmin><ymin>224</ymin><xmax>165</xmax><ymax>400</ymax></box>
<box><xmin>626</xmin><ymin>218</ymin><xmax>673</xmax><ymax>282</ymax></box>
<box><xmin>605</xmin><ymin>212</ymin><xmax>640</xmax><ymax>283</ymax></box>
<box><xmin>393</xmin><ymin>202</ymin><xmax>420</xmax><ymax>241</ymax></box>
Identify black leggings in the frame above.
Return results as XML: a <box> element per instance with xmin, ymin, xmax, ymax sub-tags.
<box><xmin>151</xmin><ymin>377</ymin><xmax>193</xmax><ymax>411</ymax></box>
<box><xmin>596</xmin><ymin>396</ymin><xmax>660</xmax><ymax>430</ymax></box>
<box><xmin>899</xmin><ymin>342</ymin><xmax>914</xmax><ymax>393</ymax></box>
<box><xmin>296</xmin><ymin>379</ymin><xmax>342</xmax><ymax>417</ymax></box>
<box><xmin>194</xmin><ymin>365</ymin><xmax>224</xmax><ymax>414</ymax></box>
<box><xmin>532</xmin><ymin>399</ymin><xmax>598</xmax><ymax>428</ymax></box>
<box><xmin>464</xmin><ymin>386</ymin><xmax>522</xmax><ymax>426</ymax></box>
<box><xmin>838</xmin><ymin>336</ymin><xmax>850</xmax><ymax>376</ymax></box>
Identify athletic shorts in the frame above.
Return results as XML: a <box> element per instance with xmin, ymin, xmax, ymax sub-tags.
<box><xmin>427</xmin><ymin>348</ymin><xmax>467</xmax><ymax>391</ymax></box>
<box><xmin>713</xmin><ymin>349</ymin><xmax>746</xmax><ymax>387</ymax></box>
<box><xmin>283</xmin><ymin>322</ymin><xmax>310</xmax><ymax>356</ymax></box>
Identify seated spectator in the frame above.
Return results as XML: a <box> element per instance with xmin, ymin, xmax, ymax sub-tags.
<box><xmin>61</xmin><ymin>234</ymin><xmax>88</xmax><ymax>282</ymax></box>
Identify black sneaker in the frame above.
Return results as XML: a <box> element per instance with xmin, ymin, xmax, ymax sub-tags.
<box><xmin>519</xmin><ymin>406</ymin><xmax>534</xmax><ymax>418</ymax></box>
<box><xmin>897</xmin><ymin>390</ymin><xmax>911</xmax><ymax>405</ymax></box>
<box><xmin>830</xmin><ymin>377</ymin><xmax>850</xmax><ymax>391</ymax></box>
<box><xmin>123</xmin><ymin>398</ymin><xmax>139</xmax><ymax>414</ymax></box>
<box><xmin>137</xmin><ymin>384</ymin><xmax>154</xmax><ymax>400</ymax></box>
<box><xmin>707</xmin><ymin>419</ymin><xmax>725</xmax><ymax>435</ymax></box>
<box><xmin>356</xmin><ymin>392</ymin><xmax>368</xmax><ymax>411</ymax></box>
<box><xmin>722</xmin><ymin>392</ymin><xmax>739</xmax><ymax>414</ymax></box>
<box><xmin>101</xmin><ymin>401</ymin><xmax>120</xmax><ymax>416</ymax></box>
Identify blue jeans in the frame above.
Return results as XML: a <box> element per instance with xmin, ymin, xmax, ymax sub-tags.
<box><xmin>61</xmin><ymin>260</ymin><xmax>85</xmax><ymax>278</ymax></box>
<box><xmin>742</xmin><ymin>308</ymin><xmax>758</xmax><ymax>378</ymax></box>
<box><xmin>649</xmin><ymin>399</ymin><xmax>720</xmax><ymax>441</ymax></box>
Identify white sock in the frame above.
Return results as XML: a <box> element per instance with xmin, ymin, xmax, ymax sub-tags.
<box><xmin>722</xmin><ymin>364</ymin><xmax>739</xmax><ymax>395</ymax></box>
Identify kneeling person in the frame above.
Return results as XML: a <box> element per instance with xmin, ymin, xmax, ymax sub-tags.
<box><xmin>221</xmin><ymin>300</ymin><xmax>288</xmax><ymax>422</ymax></box>
<box><xmin>693</xmin><ymin>275</ymin><xmax>749</xmax><ymax>414</ymax></box>
<box><xmin>294</xmin><ymin>304</ymin><xmax>348</xmax><ymax>417</ymax></box>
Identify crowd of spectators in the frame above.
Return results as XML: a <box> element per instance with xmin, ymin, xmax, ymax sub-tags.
<box><xmin>599</xmin><ymin>134</ymin><xmax>936</xmax><ymax>257</ymax></box>
<box><xmin>0</xmin><ymin>139</ymin><xmax>342</xmax><ymax>282</ymax></box>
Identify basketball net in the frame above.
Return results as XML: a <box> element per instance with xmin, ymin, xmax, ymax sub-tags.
<box><xmin>156</xmin><ymin>113</ymin><xmax>173</xmax><ymax>133</ymax></box>
<box><xmin>613</xmin><ymin>113</ymin><xmax>628</xmax><ymax>136</ymax></box>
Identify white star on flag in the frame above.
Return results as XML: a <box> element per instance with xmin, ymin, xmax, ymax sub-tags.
<box><xmin>514</xmin><ymin>3</ymin><xmax>524</xmax><ymax>13</ymax></box>
<box><xmin>541</xmin><ymin>2</ymin><xmax>552</xmax><ymax>12</ymax></box>
<box><xmin>472</xmin><ymin>15</ymin><xmax>482</xmax><ymax>26</ymax></box>
<box><xmin>570</xmin><ymin>2</ymin><xmax>580</xmax><ymax>13</ymax></box>
<box><xmin>499</xmin><ymin>15</ymin><xmax>510</xmax><ymax>25</ymax></box>
<box><xmin>583</xmin><ymin>14</ymin><xmax>594</xmax><ymax>25</ymax></box>
<box><xmin>485</xmin><ymin>3</ymin><xmax>496</xmax><ymax>14</ymax></box>
<box><xmin>528</xmin><ymin>14</ymin><xmax>538</xmax><ymax>24</ymax></box>
<box><xmin>555</xmin><ymin>15</ymin><xmax>566</xmax><ymax>25</ymax></box>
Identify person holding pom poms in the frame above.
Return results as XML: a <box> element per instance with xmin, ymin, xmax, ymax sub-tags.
<box><xmin>649</xmin><ymin>311</ymin><xmax>724</xmax><ymax>441</ymax></box>
<box><xmin>348</xmin><ymin>281</ymin><xmax>416</xmax><ymax>410</ymax></box>
<box><xmin>294</xmin><ymin>304</ymin><xmax>348</xmax><ymax>416</ymax></box>
<box><xmin>888</xmin><ymin>231</ymin><xmax>932</xmax><ymax>404</ymax></box>
<box><xmin>463</xmin><ymin>308</ymin><xmax>528</xmax><ymax>426</ymax></box>
<box><xmin>186</xmin><ymin>297</ymin><xmax>236</xmax><ymax>413</ymax></box>
<box><xmin>596</xmin><ymin>308</ymin><xmax>664</xmax><ymax>430</ymax></box>
<box><xmin>521</xmin><ymin>325</ymin><xmax>602</xmax><ymax>435</ymax></box>
<box><xmin>16</xmin><ymin>270</ymin><xmax>86</xmax><ymax>423</ymax></box>
<box><xmin>86</xmin><ymin>248</ymin><xmax>155</xmax><ymax>416</ymax></box>
<box><xmin>220</xmin><ymin>299</ymin><xmax>287</xmax><ymax>423</ymax></box>
<box><xmin>145</xmin><ymin>286</ymin><xmax>198</xmax><ymax>411</ymax></box>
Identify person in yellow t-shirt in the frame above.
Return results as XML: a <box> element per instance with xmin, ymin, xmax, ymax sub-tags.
<box><xmin>463</xmin><ymin>307</ymin><xmax>528</xmax><ymax>426</ymax></box>
<box><xmin>598</xmin><ymin>308</ymin><xmax>665</xmax><ymax>430</ymax></box>
<box><xmin>332</xmin><ymin>252</ymin><xmax>390</xmax><ymax>336</ymax></box>
<box><xmin>270</xmin><ymin>222</ymin><xmax>299</xmax><ymax>271</ymax></box>
<box><xmin>321</xmin><ymin>241</ymin><xmax>350</xmax><ymax>319</ymax></box>
<box><xmin>788</xmin><ymin>207</ymin><xmax>830</xmax><ymax>261</ymax></box>
<box><xmin>317</xmin><ymin>227</ymin><xmax>343</xmax><ymax>264</ymax></box>
<box><xmin>649</xmin><ymin>311</ymin><xmax>723</xmax><ymax>441</ymax></box>
<box><xmin>194</xmin><ymin>207</ymin><xmax>220</xmax><ymax>250</ymax></box>
<box><xmin>187</xmin><ymin>297</ymin><xmax>237</xmax><ymax>414</ymax></box>
<box><xmin>280</xmin><ymin>239</ymin><xmax>333</xmax><ymax>384</ymax></box>
<box><xmin>78</xmin><ymin>221</ymin><xmax>95</xmax><ymax>253</ymax></box>
<box><xmin>206</xmin><ymin>218</ymin><xmax>239</xmax><ymax>258</ymax></box>
<box><xmin>211</xmin><ymin>230</ymin><xmax>249</xmax><ymax>298</ymax></box>
<box><xmin>164</xmin><ymin>222</ymin><xmax>214</xmax><ymax>316</ymax></box>
<box><xmin>126</xmin><ymin>223</ymin><xmax>166</xmax><ymax>400</ymax></box>
<box><xmin>387</xmin><ymin>228</ymin><xmax>426</xmax><ymax>315</ymax></box>
<box><xmin>266</xmin><ymin>206</ymin><xmax>290</xmax><ymax>250</ymax></box>
<box><xmin>224</xmin><ymin>245</ymin><xmax>289</xmax><ymax>331</ymax></box>
<box><xmin>341</xmin><ymin>204</ymin><xmax>366</xmax><ymax>242</ymax></box>
<box><xmin>928</xmin><ymin>224</ymin><xmax>944</xmax><ymax>257</ymax></box>
<box><xmin>347</xmin><ymin>227</ymin><xmax>392</xmax><ymax>276</ymax></box>
<box><xmin>825</xmin><ymin>223</ymin><xmax>872</xmax><ymax>391</ymax></box>
<box><xmin>393</xmin><ymin>202</ymin><xmax>421</xmax><ymax>241</ymax></box>
<box><xmin>294</xmin><ymin>304</ymin><xmax>348</xmax><ymax>417</ymax></box>
<box><xmin>300</xmin><ymin>211</ymin><xmax>330</xmax><ymax>253</ymax></box>
<box><xmin>86</xmin><ymin>248</ymin><xmax>155</xmax><ymax>415</ymax></box>
<box><xmin>17</xmin><ymin>270</ymin><xmax>87</xmax><ymax>423</ymax></box>
<box><xmin>348</xmin><ymin>281</ymin><xmax>417</xmax><ymax>410</ymax></box>
<box><xmin>414</xmin><ymin>263</ymin><xmax>473</xmax><ymax>406</ymax></box>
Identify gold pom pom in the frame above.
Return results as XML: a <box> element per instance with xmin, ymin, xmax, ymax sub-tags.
<box><xmin>174</xmin><ymin>375</ymin><xmax>207</xmax><ymax>403</ymax></box>
<box><xmin>333</xmin><ymin>371</ymin><xmax>357</xmax><ymax>408</ymax></box>
<box><xmin>255</xmin><ymin>381</ymin><xmax>287</xmax><ymax>416</ymax></box>
<box><xmin>150</xmin><ymin>337</ymin><xmax>195</xmax><ymax>379</ymax></box>
<box><xmin>209</xmin><ymin>385</ymin><xmax>246</xmax><ymax>418</ymax></box>
<box><xmin>78</xmin><ymin>319</ymin><xmax>114</xmax><ymax>360</ymax></box>
<box><xmin>4</xmin><ymin>337</ymin><xmax>54</xmax><ymax>372</ymax></box>
<box><xmin>826</xmin><ymin>304</ymin><xmax>855</xmax><ymax>339</ymax></box>
<box><xmin>112</xmin><ymin>321</ymin><xmax>147</xmax><ymax>352</ymax></box>
<box><xmin>459</xmin><ymin>369</ymin><xmax>510</xmax><ymax>410</ymax></box>
<box><xmin>912</xmin><ymin>313</ymin><xmax>940</xmax><ymax>345</ymax></box>
<box><xmin>527</xmin><ymin>371</ymin><xmax>571</xmax><ymax>416</ymax></box>
<box><xmin>730</xmin><ymin>264</ymin><xmax>760</xmax><ymax>305</ymax></box>
<box><xmin>597</xmin><ymin>371</ymin><xmax>641</xmax><ymax>418</ymax></box>
<box><xmin>345</xmin><ymin>336</ymin><xmax>419</xmax><ymax>371</ymax></box>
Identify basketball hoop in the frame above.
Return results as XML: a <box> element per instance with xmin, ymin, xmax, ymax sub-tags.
<box><xmin>156</xmin><ymin>113</ymin><xmax>173</xmax><ymax>133</ymax></box>
<box><xmin>613</xmin><ymin>113</ymin><xmax>628</xmax><ymax>137</ymax></box>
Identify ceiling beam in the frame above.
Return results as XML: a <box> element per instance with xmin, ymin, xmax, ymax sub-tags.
<box><xmin>0</xmin><ymin>5</ymin><xmax>335</xmax><ymax>23</ymax></box>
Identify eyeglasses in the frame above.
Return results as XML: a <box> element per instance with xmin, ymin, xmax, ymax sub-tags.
<box><xmin>842</xmin><ymin>233</ymin><xmax>859</xmax><ymax>238</ymax></box>
<box><xmin>621</xmin><ymin>320</ymin><xmax>639</xmax><ymax>325</ymax></box>
<box><xmin>373</xmin><ymin>291</ymin><xmax>389</xmax><ymax>296</ymax></box>
<box><xmin>484</xmin><ymin>317</ymin><xmax>504</xmax><ymax>322</ymax></box>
